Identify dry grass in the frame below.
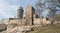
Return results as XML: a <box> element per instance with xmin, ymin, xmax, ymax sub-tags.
<box><xmin>28</xmin><ymin>24</ymin><xmax>60</xmax><ymax>33</ymax></box>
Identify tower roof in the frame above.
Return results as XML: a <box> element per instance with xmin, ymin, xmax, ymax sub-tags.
<box><xmin>17</xmin><ymin>6</ymin><xmax>23</xmax><ymax>10</ymax></box>
<box><xmin>19</xmin><ymin>6</ymin><xmax>23</xmax><ymax>9</ymax></box>
<box><xmin>17</xmin><ymin>6</ymin><xmax>24</xmax><ymax>11</ymax></box>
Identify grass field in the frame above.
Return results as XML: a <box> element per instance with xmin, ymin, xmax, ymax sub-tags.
<box><xmin>28</xmin><ymin>24</ymin><xmax>60</xmax><ymax>33</ymax></box>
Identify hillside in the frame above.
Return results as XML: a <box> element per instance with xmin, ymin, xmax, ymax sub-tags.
<box><xmin>28</xmin><ymin>24</ymin><xmax>60</xmax><ymax>33</ymax></box>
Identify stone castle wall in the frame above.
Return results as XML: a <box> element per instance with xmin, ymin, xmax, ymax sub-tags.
<box><xmin>1</xmin><ymin>5</ymin><xmax>51</xmax><ymax>27</ymax></box>
<box><xmin>34</xmin><ymin>18</ymin><xmax>40</xmax><ymax>25</ymax></box>
<box><xmin>9</xmin><ymin>19</ymin><xmax>22</xmax><ymax>25</ymax></box>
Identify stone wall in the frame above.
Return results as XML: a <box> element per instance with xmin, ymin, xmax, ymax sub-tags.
<box><xmin>9</xmin><ymin>19</ymin><xmax>22</xmax><ymax>26</ymax></box>
<box><xmin>34</xmin><ymin>17</ymin><xmax>51</xmax><ymax>25</ymax></box>
<box><xmin>34</xmin><ymin>18</ymin><xmax>40</xmax><ymax>25</ymax></box>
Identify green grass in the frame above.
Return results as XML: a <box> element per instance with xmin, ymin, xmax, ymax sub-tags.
<box><xmin>28</xmin><ymin>24</ymin><xmax>60</xmax><ymax>33</ymax></box>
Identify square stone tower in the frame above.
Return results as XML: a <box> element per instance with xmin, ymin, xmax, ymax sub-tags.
<box><xmin>24</xmin><ymin>5</ymin><xmax>35</xmax><ymax>26</ymax></box>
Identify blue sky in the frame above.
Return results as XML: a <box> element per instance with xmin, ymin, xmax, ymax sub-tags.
<box><xmin>0</xmin><ymin>0</ymin><xmax>38</xmax><ymax>19</ymax></box>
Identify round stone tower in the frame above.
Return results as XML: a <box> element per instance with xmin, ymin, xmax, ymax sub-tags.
<box><xmin>17</xmin><ymin>6</ymin><xmax>24</xmax><ymax>19</ymax></box>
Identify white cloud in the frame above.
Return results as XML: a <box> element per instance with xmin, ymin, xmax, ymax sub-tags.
<box><xmin>0</xmin><ymin>0</ymin><xmax>20</xmax><ymax>19</ymax></box>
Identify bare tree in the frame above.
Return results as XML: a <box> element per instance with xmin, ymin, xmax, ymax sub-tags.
<box><xmin>35</xmin><ymin>0</ymin><xmax>46</xmax><ymax>25</ymax></box>
<box><xmin>35</xmin><ymin>0</ymin><xmax>60</xmax><ymax>24</ymax></box>
<box><xmin>47</xmin><ymin>0</ymin><xmax>60</xmax><ymax>24</ymax></box>
<box><xmin>54</xmin><ymin>14</ymin><xmax>60</xmax><ymax>24</ymax></box>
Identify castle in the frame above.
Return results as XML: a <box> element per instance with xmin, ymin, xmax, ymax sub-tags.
<box><xmin>1</xmin><ymin>5</ymin><xmax>51</xmax><ymax>26</ymax></box>
<box><xmin>0</xmin><ymin>5</ymin><xmax>60</xmax><ymax>33</ymax></box>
